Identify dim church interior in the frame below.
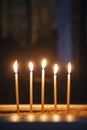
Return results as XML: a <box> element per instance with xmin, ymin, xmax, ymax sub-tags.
<box><xmin>0</xmin><ymin>0</ymin><xmax>87</xmax><ymax>104</ymax></box>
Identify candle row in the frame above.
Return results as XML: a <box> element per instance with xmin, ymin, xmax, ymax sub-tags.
<box><xmin>13</xmin><ymin>59</ymin><xmax>71</xmax><ymax>114</ymax></box>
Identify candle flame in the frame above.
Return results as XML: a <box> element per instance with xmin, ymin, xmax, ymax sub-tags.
<box><xmin>29</xmin><ymin>62</ymin><xmax>33</xmax><ymax>71</ymax></box>
<box><xmin>14</xmin><ymin>60</ymin><xmax>18</xmax><ymax>74</ymax></box>
<box><xmin>54</xmin><ymin>64</ymin><xmax>58</xmax><ymax>74</ymax></box>
<box><xmin>41</xmin><ymin>59</ymin><xmax>46</xmax><ymax>68</ymax></box>
<box><xmin>68</xmin><ymin>62</ymin><xmax>71</xmax><ymax>74</ymax></box>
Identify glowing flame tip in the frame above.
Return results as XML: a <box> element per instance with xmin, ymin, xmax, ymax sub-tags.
<box><xmin>68</xmin><ymin>62</ymin><xmax>71</xmax><ymax>74</ymax></box>
<box><xmin>29</xmin><ymin>62</ymin><xmax>33</xmax><ymax>71</ymax></box>
<box><xmin>41</xmin><ymin>59</ymin><xmax>46</xmax><ymax>68</ymax></box>
<box><xmin>13</xmin><ymin>60</ymin><xmax>18</xmax><ymax>74</ymax></box>
<box><xmin>54</xmin><ymin>64</ymin><xmax>58</xmax><ymax>74</ymax></box>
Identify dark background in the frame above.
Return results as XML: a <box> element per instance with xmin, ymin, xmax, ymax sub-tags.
<box><xmin>0</xmin><ymin>0</ymin><xmax>87</xmax><ymax>104</ymax></box>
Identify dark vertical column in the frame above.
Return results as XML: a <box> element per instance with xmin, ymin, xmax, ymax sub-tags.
<box><xmin>56</xmin><ymin>0</ymin><xmax>72</xmax><ymax>103</ymax></box>
<box><xmin>27</xmin><ymin>0</ymin><xmax>31</xmax><ymax>45</ymax></box>
<box><xmin>71</xmin><ymin>0</ymin><xmax>80</xmax><ymax>103</ymax></box>
<box><xmin>31</xmin><ymin>0</ymin><xmax>38</xmax><ymax>45</ymax></box>
<box><xmin>1</xmin><ymin>0</ymin><xmax>8</xmax><ymax>38</ymax></box>
<box><xmin>57</xmin><ymin>0</ymin><xmax>72</xmax><ymax>66</ymax></box>
<box><xmin>0</xmin><ymin>0</ymin><xmax>2</xmax><ymax>37</ymax></box>
<box><xmin>79</xmin><ymin>0</ymin><xmax>87</xmax><ymax>103</ymax></box>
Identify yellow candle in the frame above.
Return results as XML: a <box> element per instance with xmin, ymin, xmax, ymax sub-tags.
<box><xmin>13</xmin><ymin>60</ymin><xmax>19</xmax><ymax>114</ymax></box>
<box><xmin>41</xmin><ymin>59</ymin><xmax>46</xmax><ymax>113</ymax></box>
<box><xmin>29</xmin><ymin>62</ymin><xmax>34</xmax><ymax>113</ymax></box>
<box><xmin>67</xmin><ymin>62</ymin><xmax>71</xmax><ymax>113</ymax></box>
<box><xmin>53</xmin><ymin>64</ymin><xmax>58</xmax><ymax>112</ymax></box>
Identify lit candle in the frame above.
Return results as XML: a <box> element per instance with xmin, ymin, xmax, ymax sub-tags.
<box><xmin>41</xmin><ymin>59</ymin><xmax>46</xmax><ymax>112</ymax></box>
<box><xmin>67</xmin><ymin>62</ymin><xmax>71</xmax><ymax>113</ymax></box>
<box><xmin>29</xmin><ymin>62</ymin><xmax>34</xmax><ymax>113</ymax></box>
<box><xmin>53</xmin><ymin>64</ymin><xmax>58</xmax><ymax>112</ymax></box>
<box><xmin>13</xmin><ymin>60</ymin><xmax>19</xmax><ymax>114</ymax></box>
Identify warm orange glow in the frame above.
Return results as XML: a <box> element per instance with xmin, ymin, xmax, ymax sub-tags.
<box><xmin>29</xmin><ymin>61</ymin><xmax>34</xmax><ymax>71</ymax></box>
<box><xmin>9</xmin><ymin>114</ymin><xmax>20</xmax><ymax>122</ymax></box>
<box><xmin>13</xmin><ymin>60</ymin><xmax>18</xmax><ymax>74</ymax></box>
<box><xmin>66</xmin><ymin>114</ymin><xmax>76</xmax><ymax>122</ymax></box>
<box><xmin>54</xmin><ymin>64</ymin><xmax>58</xmax><ymax>74</ymax></box>
<box><xmin>52</xmin><ymin>114</ymin><xmax>61</xmax><ymax>122</ymax></box>
<box><xmin>68</xmin><ymin>62</ymin><xmax>71</xmax><ymax>74</ymax></box>
<box><xmin>40</xmin><ymin>114</ymin><xmax>49</xmax><ymax>122</ymax></box>
<box><xmin>27</xmin><ymin>114</ymin><xmax>35</xmax><ymax>122</ymax></box>
<box><xmin>41</xmin><ymin>59</ymin><xmax>46</xmax><ymax>68</ymax></box>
